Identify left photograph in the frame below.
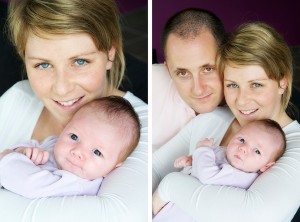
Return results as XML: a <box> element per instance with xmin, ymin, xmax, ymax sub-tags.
<box><xmin>0</xmin><ymin>0</ymin><xmax>148</xmax><ymax>221</ymax></box>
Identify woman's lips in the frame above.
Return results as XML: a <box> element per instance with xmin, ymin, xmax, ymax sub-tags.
<box><xmin>54</xmin><ymin>96</ymin><xmax>84</xmax><ymax>110</ymax></box>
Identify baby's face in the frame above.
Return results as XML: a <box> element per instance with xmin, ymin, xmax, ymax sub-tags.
<box><xmin>226</xmin><ymin>123</ymin><xmax>280</xmax><ymax>173</ymax></box>
<box><xmin>54</xmin><ymin>111</ymin><xmax>125</xmax><ymax>180</ymax></box>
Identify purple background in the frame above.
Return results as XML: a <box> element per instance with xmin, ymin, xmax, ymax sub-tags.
<box><xmin>152</xmin><ymin>0</ymin><xmax>300</xmax><ymax>63</ymax></box>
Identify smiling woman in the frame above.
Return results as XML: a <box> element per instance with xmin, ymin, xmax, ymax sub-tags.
<box><xmin>0</xmin><ymin>0</ymin><xmax>147</xmax><ymax>221</ymax></box>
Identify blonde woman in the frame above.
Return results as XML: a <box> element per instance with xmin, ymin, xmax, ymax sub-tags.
<box><xmin>0</xmin><ymin>0</ymin><xmax>147</xmax><ymax>221</ymax></box>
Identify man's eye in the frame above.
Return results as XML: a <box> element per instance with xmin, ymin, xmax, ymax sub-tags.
<box><xmin>255</xmin><ymin>149</ymin><xmax>261</xmax><ymax>155</ymax></box>
<box><xmin>177</xmin><ymin>71</ymin><xmax>188</xmax><ymax>77</ymax></box>
<box><xmin>70</xmin><ymin>134</ymin><xmax>78</xmax><ymax>141</ymax></box>
<box><xmin>93</xmin><ymin>149</ymin><xmax>102</xmax><ymax>157</ymax></box>
<box><xmin>203</xmin><ymin>66</ymin><xmax>215</xmax><ymax>73</ymax></box>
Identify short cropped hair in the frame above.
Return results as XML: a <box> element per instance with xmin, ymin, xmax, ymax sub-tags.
<box><xmin>8</xmin><ymin>0</ymin><xmax>125</xmax><ymax>94</ymax></box>
<box><xmin>161</xmin><ymin>8</ymin><xmax>226</xmax><ymax>58</ymax></box>
<box><xmin>217</xmin><ymin>22</ymin><xmax>293</xmax><ymax>111</ymax></box>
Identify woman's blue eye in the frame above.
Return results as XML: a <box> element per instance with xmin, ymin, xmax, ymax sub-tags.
<box><xmin>37</xmin><ymin>63</ymin><xmax>50</xmax><ymax>69</ymax></box>
<box><xmin>70</xmin><ymin>134</ymin><xmax>78</xmax><ymax>141</ymax></box>
<box><xmin>252</xmin><ymin>83</ymin><xmax>262</xmax><ymax>88</ymax></box>
<box><xmin>227</xmin><ymin>83</ymin><xmax>238</xmax><ymax>88</ymax></box>
<box><xmin>75</xmin><ymin>59</ymin><xmax>87</xmax><ymax>66</ymax></box>
<box><xmin>93</xmin><ymin>149</ymin><xmax>102</xmax><ymax>157</ymax></box>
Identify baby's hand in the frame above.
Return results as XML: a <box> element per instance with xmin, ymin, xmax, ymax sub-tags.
<box><xmin>15</xmin><ymin>147</ymin><xmax>50</xmax><ymax>165</ymax></box>
<box><xmin>174</xmin><ymin>155</ymin><xmax>192</xmax><ymax>168</ymax></box>
<box><xmin>196</xmin><ymin>138</ymin><xmax>214</xmax><ymax>148</ymax></box>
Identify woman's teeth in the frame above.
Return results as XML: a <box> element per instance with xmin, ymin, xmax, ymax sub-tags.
<box><xmin>240</xmin><ymin>109</ymin><xmax>256</xmax><ymax>115</ymax></box>
<box><xmin>57</xmin><ymin>98</ymin><xmax>80</xmax><ymax>106</ymax></box>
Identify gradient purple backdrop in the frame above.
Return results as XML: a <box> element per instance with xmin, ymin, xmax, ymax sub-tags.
<box><xmin>152</xmin><ymin>0</ymin><xmax>300</xmax><ymax>63</ymax></box>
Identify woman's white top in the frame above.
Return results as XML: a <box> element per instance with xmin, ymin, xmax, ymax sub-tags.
<box><xmin>0</xmin><ymin>80</ymin><xmax>148</xmax><ymax>222</ymax></box>
<box><xmin>153</xmin><ymin>107</ymin><xmax>300</xmax><ymax>222</ymax></box>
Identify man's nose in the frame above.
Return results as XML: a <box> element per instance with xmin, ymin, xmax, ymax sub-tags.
<box><xmin>192</xmin><ymin>75</ymin><xmax>206</xmax><ymax>96</ymax></box>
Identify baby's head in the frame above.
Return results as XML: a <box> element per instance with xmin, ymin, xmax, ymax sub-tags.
<box><xmin>226</xmin><ymin>119</ymin><xmax>285</xmax><ymax>173</ymax></box>
<box><xmin>54</xmin><ymin>96</ymin><xmax>140</xmax><ymax>180</ymax></box>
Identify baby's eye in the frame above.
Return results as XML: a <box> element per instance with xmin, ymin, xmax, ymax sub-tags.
<box><xmin>239</xmin><ymin>138</ymin><xmax>245</xmax><ymax>143</ymax></box>
<box><xmin>93</xmin><ymin>149</ymin><xmax>102</xmax><ymax>157</ymax></box>
<box><xmin>254</xmin><ymin>149</ymin><xmax>261</xmax><ymax>155</ymax></box>
<box><xmin>70</xmin><ymin>134</ymin><xmax>78</xmax><ymax>141</ymax></box>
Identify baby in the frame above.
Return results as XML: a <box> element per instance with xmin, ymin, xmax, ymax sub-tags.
<box><xmin>0</xmin><ymin>96</ymin><xmax>140</xmax><ymax>198</ymax></box>
<box><xmin>153</xmin><ymin>119</ymin><xmax>286</xmax><ymax>221</ymax></box>
<box><xmin>175</xmin><ymin>118</ymin><xmax>286</xmax><ymax>188</ymax></box>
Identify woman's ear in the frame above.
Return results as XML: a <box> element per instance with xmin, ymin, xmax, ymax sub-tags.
<box><xmin>106</xmin><ymin>46</ymin><xmax>116</xmax><ymax>70</ymax></box>
<box><xmin>278</xmin><ymin>77</ymin><xmax>288</xmax><ymax>95</ymax></box>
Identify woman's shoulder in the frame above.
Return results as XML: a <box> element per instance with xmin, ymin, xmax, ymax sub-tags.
<box><xmin>284</xmin><ymin>120</ymin><xmax>300</xmax><ymax>137</ymax></box>
<box><xmin>124</xmin><ymin>91</ymin><xmax>148</xmax><ymax>109</ymax></box>
<box><xmin>195</xmin><ymin>106</ymin><xmax>233</xmax><ymax>121</ymax></box>
<box><xmin>1</xmin><ymin>80</ymin><xmax>36</xmax><ymax>101</ymax></box>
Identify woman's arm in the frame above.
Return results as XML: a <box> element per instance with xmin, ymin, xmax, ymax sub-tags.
<box><xmin>152</xmin><ymin>118</ymin><xmax>194</xmax><ymax>192</ymax></box>
<box><xmin>158</xmin><ymin>124</ymin><xmax>300</xmax><ymax>221</ymax></box>
<box><xmin>0</xmin><ymin>85</ymin><xmax>148</xmax><ymax>222</ymax></box>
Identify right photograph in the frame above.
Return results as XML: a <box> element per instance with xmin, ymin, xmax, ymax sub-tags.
<box><xmin>152</xmin><ymin>1</ymin><xmax>300</xmax><ymax>221</ymax></box>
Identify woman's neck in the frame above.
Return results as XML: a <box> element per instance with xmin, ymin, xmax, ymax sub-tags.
<box><xmin>31</xmin><ymin>108</ymin><xmax>67</xmax><ymax>142</ymax></box>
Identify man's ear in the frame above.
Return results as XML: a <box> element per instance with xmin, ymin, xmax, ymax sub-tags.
<box><xmin>164</xmin><ymin>61</ymin><xmax>172</xmax><ymax>77</ymax></box>
<box><xmin>260</xmin><ymin>162</ymin><xmax>275</xmax><ymax>173</ymax></box>
<box><xmin>106</xmin><ymin>46</ymin><xmax>116</xmax><ymax>70</ymax></box>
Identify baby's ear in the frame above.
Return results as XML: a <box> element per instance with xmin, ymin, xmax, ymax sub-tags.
<box><xmin>260</xmin><ymin>162</ymin><xmax>275</xmax><ymax>173</ymax></box>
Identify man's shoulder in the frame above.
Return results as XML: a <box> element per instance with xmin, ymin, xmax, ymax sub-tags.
<box><xmin>152</xmin><ymin>63</ymin><xmax>171</xmax><ymax>82</ymax></box>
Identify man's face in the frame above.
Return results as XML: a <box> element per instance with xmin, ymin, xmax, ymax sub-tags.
<box><xmin>165</xmin><ymin>31</ymin><xmax>223</xmax><ymax>114</ymax></box>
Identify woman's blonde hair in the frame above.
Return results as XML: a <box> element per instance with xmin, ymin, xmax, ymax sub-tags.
<box><xmin>8</xmin><ymin>0</ymin><xmax>125</xmax><ymax>93</ymax></box>
<box><xmin>217</xmin><ymin>22</ymin><xmax>293</xmax><ymax>111</ymax></box>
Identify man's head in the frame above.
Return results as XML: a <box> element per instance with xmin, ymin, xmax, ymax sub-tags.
<box><xmin>162</xmin><ymin>8</ymin><xmax>227</xmax><ymax>114</ymax></box>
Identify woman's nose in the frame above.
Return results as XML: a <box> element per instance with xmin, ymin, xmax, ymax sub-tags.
<box><xmin>236</xmin><ymin>88</ymin><xmax>251</xmax><ymax>106</ymax></box>
<box><xmin>53</xmin><ymin>68</ymin><xmax>74</xmax><ymax>96</ymax></box>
